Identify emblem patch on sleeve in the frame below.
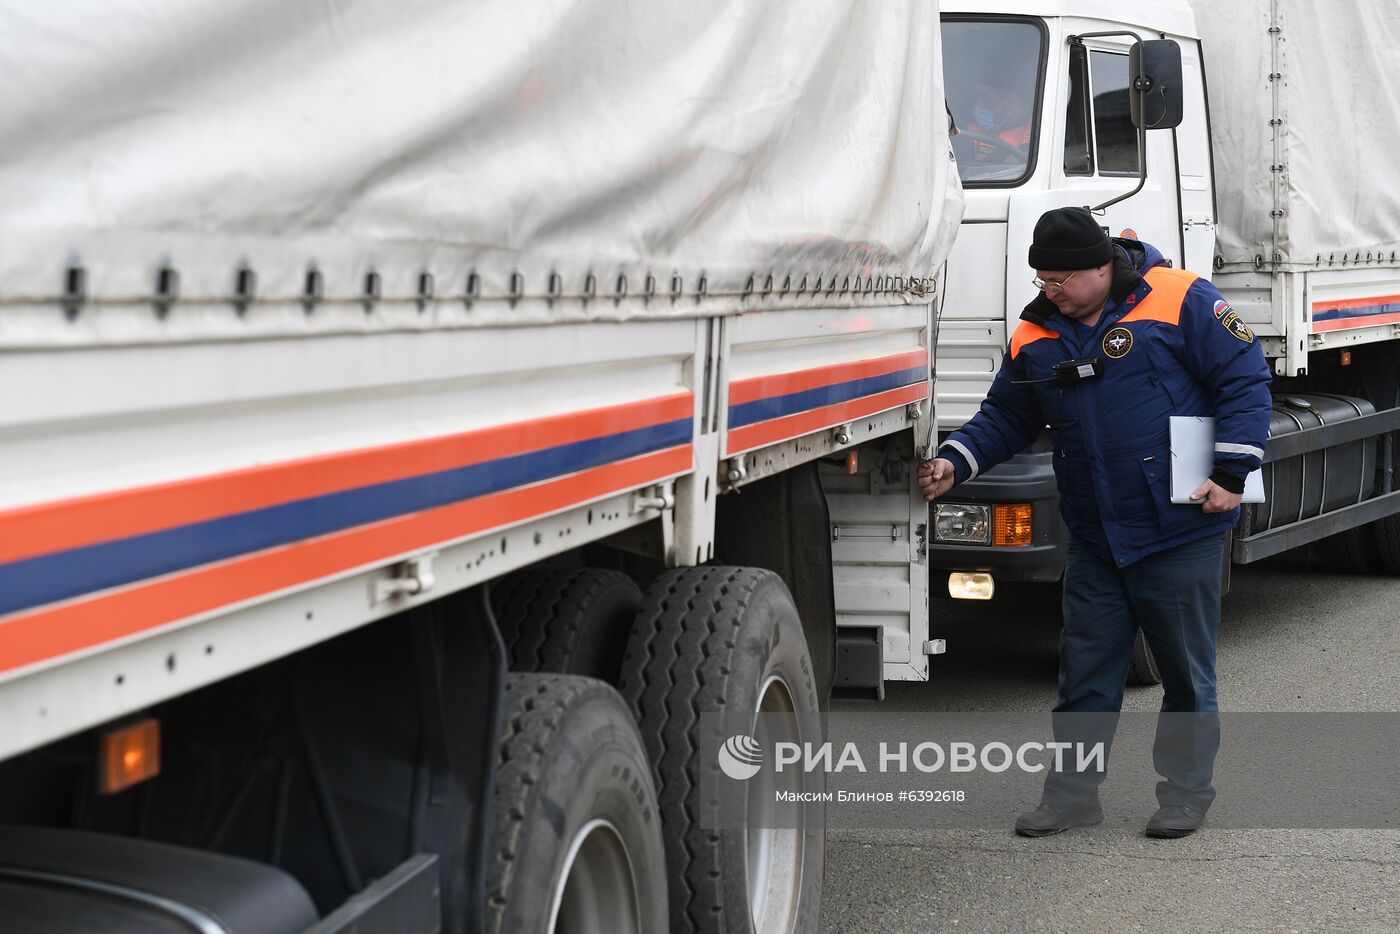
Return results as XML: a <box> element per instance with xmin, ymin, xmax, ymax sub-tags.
<box><xmin>1213</xmin><ymin>299</ymin><xmax>1232</xmax><ymax>319</ymax></box>
<box><xmin>1219</xmin><ymin>309</ymin><xmax>1254</xmax><ymax>343</ymax></box>
<box><xmin>1102</xmin><ymin>326</ymin><xmax>1134</xmax><ymax>359</ymax></box>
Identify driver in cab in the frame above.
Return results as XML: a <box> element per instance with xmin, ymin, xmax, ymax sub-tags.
<box><xmin>958</xmin><ymin>68</ymin><xmax>1032</xmax><ymax>165</ymax></box>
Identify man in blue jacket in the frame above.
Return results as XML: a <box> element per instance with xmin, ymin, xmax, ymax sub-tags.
<box><xmin>919</xmin><ymin>207</ymin><xmax>1272</xmax><ymax>838</ymax></box>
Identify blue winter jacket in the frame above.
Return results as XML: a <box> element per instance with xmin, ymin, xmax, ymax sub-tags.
<box><xmin>938</xmin><ymin>239</ymin><xmax>1272</xmax><ymax>567</ymax></box>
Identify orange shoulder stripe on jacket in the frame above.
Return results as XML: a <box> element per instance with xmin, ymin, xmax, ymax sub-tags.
<box><xmin>1010</xmin><ymin>321</ymin><xmax>1060</xmax><ymax>360</ymax></box>
<box><xmin>1118</xmin><ymin>266</ymin><xmax>1199</xmax><ymax>326</ymax></box>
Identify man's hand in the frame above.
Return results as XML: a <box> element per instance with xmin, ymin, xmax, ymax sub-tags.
<box><xmin>1188</xmin><ymin>479</ymin><xmax>1243</xmax><ymax>514</ymax></box>
<box><xmin>918</xmin><ymin>458</ymin><xmax>957</xmax><ymax>502</ymax></box>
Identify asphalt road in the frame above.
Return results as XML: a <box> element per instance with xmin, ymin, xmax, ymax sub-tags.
<box><xmin>821</xmin><ymin>553</ymin><xmax>1400</xmax><ymax>933</ymax></box>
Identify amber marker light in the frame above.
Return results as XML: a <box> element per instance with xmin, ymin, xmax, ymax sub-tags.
<box><xmin>100</xmin><ymin>718</ymin><xmax>161</xmax><ymax>795</ymax></box>
<box><xmin>993</xmin><ymin>504</ymin><xmax>1033</xmax><ymax>546</ymax></box>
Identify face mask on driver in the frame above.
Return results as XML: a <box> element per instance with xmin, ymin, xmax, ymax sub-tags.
<box><xmin>973</xmin><ymin>103</ymin><xmax>1000</xmax><ymax>130</ymax></box>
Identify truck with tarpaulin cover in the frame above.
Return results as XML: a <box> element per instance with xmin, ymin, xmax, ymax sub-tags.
<box><xmin>0</xmin><ymin>2</ymin><xmax>961</xmax><ymax>932</ymax></box>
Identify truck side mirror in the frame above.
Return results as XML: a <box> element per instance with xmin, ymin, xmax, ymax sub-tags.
<box><xmin>1129</xmin><ymin>40</ymin><xmax>1183</xmax><ymax>130</ymax></box>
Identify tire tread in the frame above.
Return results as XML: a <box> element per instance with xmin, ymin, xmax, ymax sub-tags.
<box><xmin>618</xmin><ymin>566</ymin><xmax>768</xmax><ymax>934</ymax></box>
<box><xmin>1314</xmin><ymin>526</ymin><xmax>1379</xmax><ymax>574</ymax></box>
<box><xmin>1125</xmin><ymin>631</ymin><xmax>1162</xmax><ymax>686</ymax></box>
<box><xmin>492</xmin><ymin>568</ymin><xmax>641</xmax><ymax>675</ymax></box>
<box><xmin>486</xmin><ymin>672</ymin><xmax>626</xmax><ymax>931</ymax></box>
<box><xmin>1370</xmin><ymin>514</ymin><xmax>1400</xmax><ymax>573</ymax></box>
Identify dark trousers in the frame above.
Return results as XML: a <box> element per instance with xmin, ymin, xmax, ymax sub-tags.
<box><xmin>1040</xmin><ymin>531</ymin><xmax>1225</xmax><ymax>812</ymax></box>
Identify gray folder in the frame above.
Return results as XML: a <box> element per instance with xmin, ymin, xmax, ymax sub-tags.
<box><xmin>1169</xmin><ymin>416</ymin><xmax>1265</xmax><ymax>504</ymax></box>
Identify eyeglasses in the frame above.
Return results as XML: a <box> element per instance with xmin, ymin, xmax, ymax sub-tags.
<box><xmin>1032</xmin><ymin>270</ymin><xmax>1079</xmax><ymax>292</ymax></box>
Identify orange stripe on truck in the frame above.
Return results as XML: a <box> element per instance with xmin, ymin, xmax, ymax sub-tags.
<box><xmin>725</xmin><ymin>383</ymin><xmax>926</xmax><ymax>455</ymax></box>
<box><xmin>0</xmin><ymin>393</ymin><xmax>694</xmax><ymax>566</ymax></box>
<box><xmin>0</xmin><ymin>445</ymin><xmax>692</xmax><ymax>677</ymax></box>
<box><xmin>728</xmin><ymin>350</ymin><xmax>927</xmax><ymax>405</ymax></box>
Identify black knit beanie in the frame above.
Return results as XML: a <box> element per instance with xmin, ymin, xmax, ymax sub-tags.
<box><xmin>1027</xmin><ymin>207</ymin><xmax>1113</xmax><ymax>270</ymax></box>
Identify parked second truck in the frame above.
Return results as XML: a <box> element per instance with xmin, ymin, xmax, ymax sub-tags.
<box><xmin>932</xmin><ymin>0</ymin><xmax>1400</xmax><ymax>680</ymax></box>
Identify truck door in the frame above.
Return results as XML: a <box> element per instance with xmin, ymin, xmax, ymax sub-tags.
<box><xmin>1176</xmin><ymin>39</ymin><xmax>1216</xmax><ymax>275</ymax></box>
<box><xmin>1005</xmin><ymin>31</ymin><xmax>1185</xmax><ymax>331</ymax></box>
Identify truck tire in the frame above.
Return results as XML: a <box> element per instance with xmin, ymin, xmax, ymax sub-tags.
<box><xmin>1125</xmin><ymin>630</ymin><xmax>1162</xmax><ymax>686</ymax></box>
<box><xmin>1368</xmin><ymin>514</ymin><xmax>1400</xmax><ymax>573</ymax></box>
<box><xmin>618</xmin><ymin>567</ymin><xmax>825</xmax><ymax>934</ymax></box>
<box><xmin>492</xmin><ymin>568</ymin><xmax>642</xmax><ymax>682</ymax></box>
<box><xmin>486</xmin><ymin>672</ymin><xmax>668</xmax><ymax>934</ymax></box>
<box><xmin>1313</xmin><ymin>526</ymin><xmax>1380</xmax><ymax>574</ymax></box>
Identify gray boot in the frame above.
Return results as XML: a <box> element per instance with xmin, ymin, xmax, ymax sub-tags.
<box><xmin>1145</xmin><ymin>805</ymin><xmax>1206</xmax><ymax>838</ymax></box>
<box><xmin>1013</xmin><ymin>802</ymin><xmax>1104</xmax><ymax>837</ymax></box>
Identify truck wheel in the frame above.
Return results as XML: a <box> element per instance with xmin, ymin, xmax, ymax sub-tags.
<box><xmin>1125</xmin><ymin>631</ymin><xmax>1162</xmax><ymax>686</ymax></box>
<box><xmin>486</xmin><ymin>673</ymin><xmax>668</xmax><ymax>934</ymax></box>
<box><xmin>1368</xmin><ymin>514</ymin><xmax>1400</xmax><ymax>573</ymax></box>
<box><xmin>618</xmin><ymin>567</ymin><xmax>825</xmax><ymax>934</ymax></box>
<box><xmin>1313</xmin><ymin>526</ymin><xmax>1380</xmax><ymax>574</ymax></box>
<box><xmin>492</xmin><ymin>568</ymin><xmax>642</xmax><ymax>682</ymax></box>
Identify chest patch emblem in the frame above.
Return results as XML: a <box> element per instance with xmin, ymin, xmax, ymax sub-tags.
<box><xmin>1102</xmin><ymin>326</ymin><xmax>1134</xmax><ymax>359</ymax></box>
<box><xmin>1220</xmin><ymin>309</ymin><xmax>1254</xmax><ymax>343</ymax></box>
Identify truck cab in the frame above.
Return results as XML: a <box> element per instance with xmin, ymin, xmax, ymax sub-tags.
<box><xmin>932</xmin><ymin>1</ymin><xmax>1212</xmax><ymax>589</ymax></box>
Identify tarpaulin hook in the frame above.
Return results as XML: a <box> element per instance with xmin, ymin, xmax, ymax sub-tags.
<box><xmin>303</xmin><ymin>264</ymin><xmax>323</xmax><ymax>313</ymax></box>
<box><xmin>154</xmin><ymin>259</ymin><xmax>179</xmax><ymax>318</ymax></box>
<box><xmin>62</xmin><ymin>259</ymin><xmax>86</xmax><ymax>320</ymax></box>
<box><xmin>362</xmin><ymin>267</ymin><xmax>381</xmax><ymax>313</ymax></box>
<box><xmin>234</xmin><ymin>261</ymin><xmax>257</xmax><ymax>316</ymax></box>
<box><xmin>464</xmin><ymin>270</ymin><xmax>481</xmax><ymax>307</ymax></box>
<box><xmin>416</xmin><ymin>270</ymin><xmax>434</xmax><ymax>312</ymax></box>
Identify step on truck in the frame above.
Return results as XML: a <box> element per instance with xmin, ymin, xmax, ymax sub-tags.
<box><xmin>0</xmin><ymin>1</ymin><xmax>962</xmax><ymax>931</ymax></box>
<box><xmin>933</xmin><ymin>0</ymin><xmax>1400</xmax><ymax>681</ymax></box>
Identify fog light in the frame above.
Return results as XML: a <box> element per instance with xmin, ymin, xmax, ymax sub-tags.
<box><xmin>933</xmin><ymin>503</ymin><xmax>991</xmax><ymax>544</ymax></box>
<box><xmin>993</xmin><ymin>503</ymin><xmax>1033</xmax><ymax>546</ymax></box>
<box><xmin>948</xmin><ymin>572</ymin><xmax>995</xmax><ymax>600</ymax></box>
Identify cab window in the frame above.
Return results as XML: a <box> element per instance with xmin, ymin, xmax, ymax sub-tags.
<box><xmin>941</xmin><ymin>18</ymin><xmax>1046</xmax><ymax>186</ymax></box>
<box><xmin>1089</xmin><ymin>50</ymin><xmax>1140</xmax><ymax>175</ymax></box>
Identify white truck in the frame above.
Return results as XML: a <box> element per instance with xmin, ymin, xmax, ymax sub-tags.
<box><xmin>0</xmin><ymin>2</ymin><xmax>960</xmax><ymax>932</ymax></box>
<box><xmin>932</xmin><ymin>0</ymin><xmax>1400</xmax><ymax>680</ymax></box>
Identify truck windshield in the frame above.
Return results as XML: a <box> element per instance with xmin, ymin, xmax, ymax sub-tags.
<box><xmin>941</xmin><ymin>18</ymin><xmax>1044</xmax><ymax>186</ymax></box>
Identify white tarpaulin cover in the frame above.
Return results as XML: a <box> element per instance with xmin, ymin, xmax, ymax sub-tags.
<box><xmin>1191</xmin><ymin>0</ymin><xmax>1400</xmax><ymax>268</ymax></box>
<box><xmin>0</xmin><ymin>0</ymin><xmax>962</xmax><ymax>320</ymax></box>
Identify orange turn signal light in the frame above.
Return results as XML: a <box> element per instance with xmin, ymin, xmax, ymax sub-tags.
<box><xmin>100</xmin><ymin>718</ymin><xmax>161</xmax><ymax>795</ymax></box>
<box><xmin>992</xmin><ymin>504</ymin><xmax>1033</xmax><ymax>546</ymax></box>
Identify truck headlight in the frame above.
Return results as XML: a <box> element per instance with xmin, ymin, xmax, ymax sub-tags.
<box><xmin>932</xmin><ymin>503</ymin><xmax>991</xmax><ymax>544</ymax></box>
